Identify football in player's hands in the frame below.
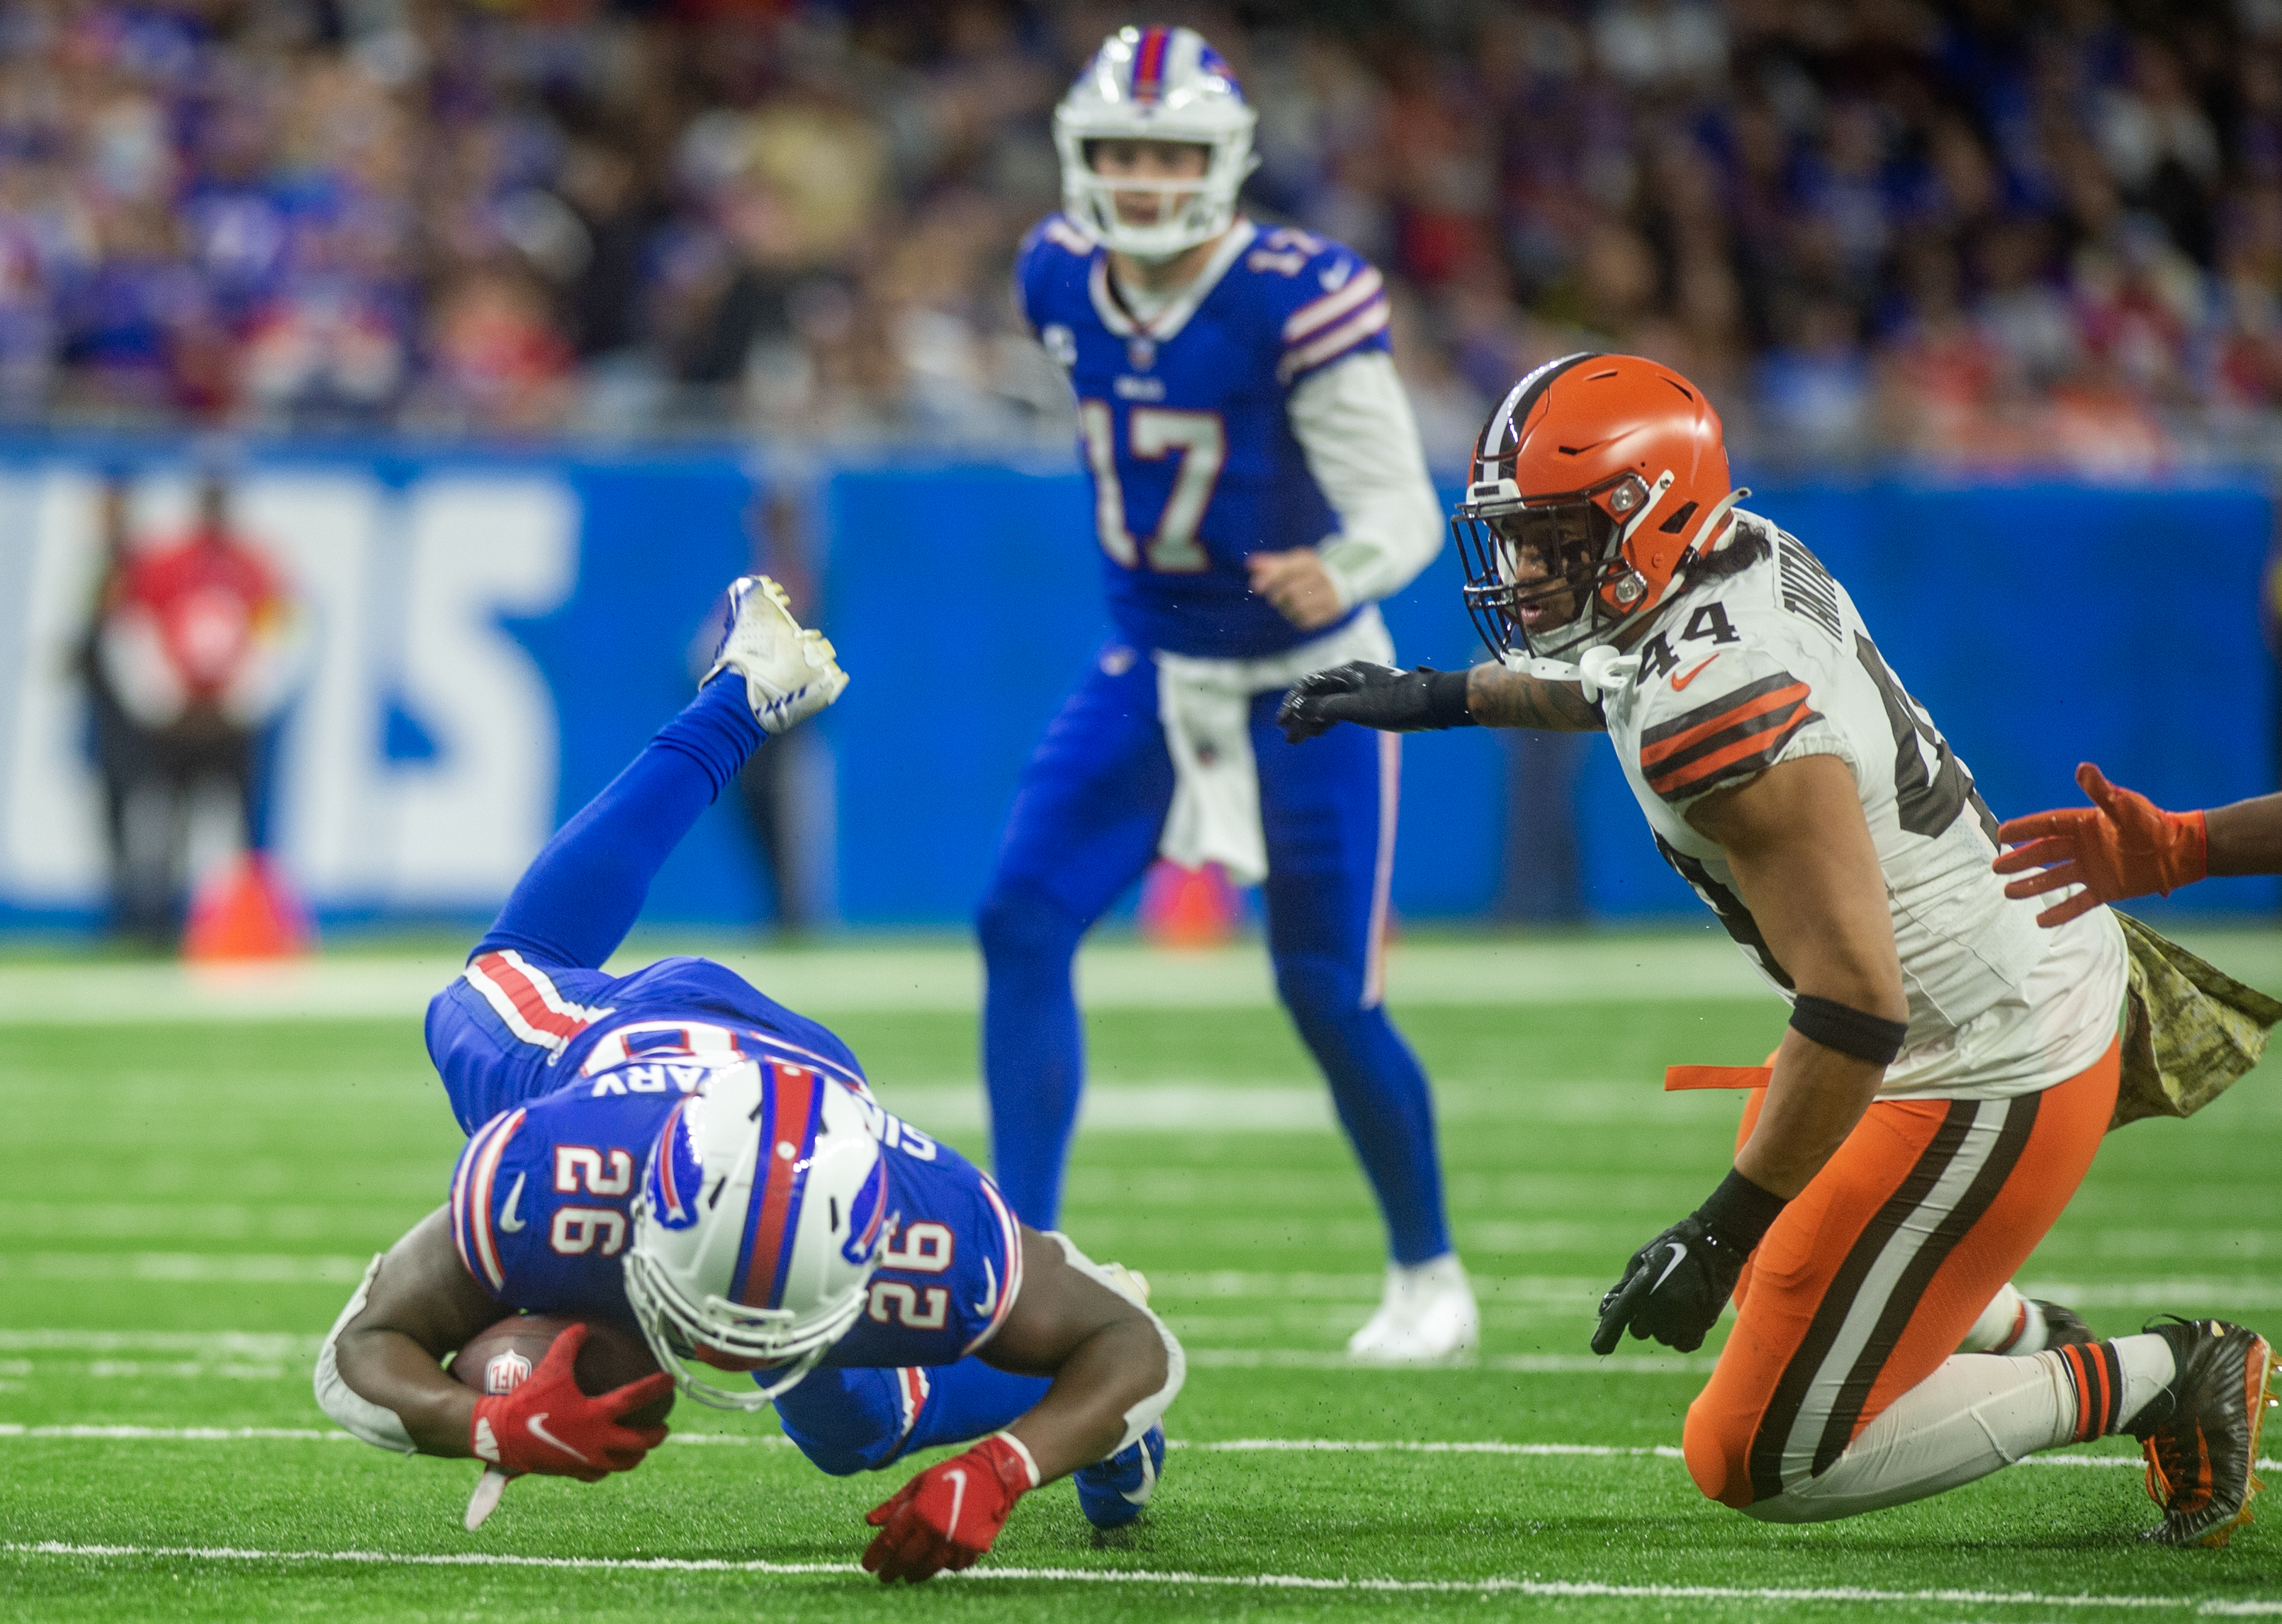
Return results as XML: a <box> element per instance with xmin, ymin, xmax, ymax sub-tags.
<box><xmin>453</xmin><ymin>1314</ymin><xmax>674</xmax><ymax>1430</ymax></box>
<box><xmin>456</xmin><ymin>1317</ymin><xmax>675</xmax><ymax>1482</ymax></box>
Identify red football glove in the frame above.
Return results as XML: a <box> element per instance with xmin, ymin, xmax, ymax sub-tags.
<box><xmin>861</xmin><ymin>1433</ymin><xmax>1038</xmax><ymax>1584</ymax></box>
<box><xmin>1992</xmin><ymin>762</ymin><xmax>2208</xmax><ymax>926</ymax></box>
<box><xmin>468</xmin><ymin>1324</ymin><xmax>673</xmax><ymax>1483</ymax></box>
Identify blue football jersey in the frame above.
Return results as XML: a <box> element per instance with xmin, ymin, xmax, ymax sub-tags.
<box><xmin>447</xmin><ymin>1054</ymin><xmax>1023</xmax><ymax>1370</ymax></box>
<box><xmin>427</xmin><ymin>949</ymin><xmax>868</xmax><ymax>1135</ymax></box>
<box><xmin>1016</xmin><ymin>213</ymin><xmax>1394</xmax><ymax>659</ymax></box>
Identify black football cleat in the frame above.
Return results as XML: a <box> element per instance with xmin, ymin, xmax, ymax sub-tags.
<box><xmin>2035</xmin><ymin>1299</ymin><xmax>2096</xmax><ymax>1350</ymax></box>
<box><xmin>2130</xmin><ymin>1316</ymin><xmax>2278</xmax><ymax>1548</ymax></box>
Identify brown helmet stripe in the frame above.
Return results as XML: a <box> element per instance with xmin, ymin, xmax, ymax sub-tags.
<box><xmin>1478</xmin><ymin>351</ymin><xmax>1599</xmax><ymax>468</ymax></box>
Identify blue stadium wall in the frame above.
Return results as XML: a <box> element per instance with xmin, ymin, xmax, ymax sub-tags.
<box><xmin>0</xmin><ymin>436</ymin><xmax>2270</xmax><ymax>930</ymax></box>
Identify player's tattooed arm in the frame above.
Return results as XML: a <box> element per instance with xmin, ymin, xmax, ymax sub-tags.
<box><xmin>332</xmin><ymin>1206</ymin><xmax>513</xmax><ymax>1457</ymax></box>
<box><xmin>1463</xmin><ymin>665</ymin><xmax>1607</xmax><ymax>732</ymax></box>
<box><xmin>974</xmin><ymin>1229</ymin><xmax>1178</xmax><ymax>1484</ymax></box>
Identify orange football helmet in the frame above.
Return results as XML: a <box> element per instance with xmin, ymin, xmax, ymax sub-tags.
<box><xmin>1454</xmin><ymin>352</ymin><xmax>1743</xmax><ymax>671</ymax></box>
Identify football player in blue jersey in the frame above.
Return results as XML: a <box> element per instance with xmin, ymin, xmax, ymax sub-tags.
<box><xmin>984</xmin><ymin>25</ymin><xmax>1475</xmax><ymax>1361</ymax></box>
<box><xmin>315</xmin><ymin>579</ymin><xmax>1184</xmax><ymax>1582</ymax></box>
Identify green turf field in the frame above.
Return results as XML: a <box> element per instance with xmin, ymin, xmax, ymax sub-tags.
<box><xmin>3</xmin><ymin>931</ymin><xmax>2278</xmax><ymax>1621</ymax></box>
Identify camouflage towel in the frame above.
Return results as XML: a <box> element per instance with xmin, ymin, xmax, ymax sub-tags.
<box><xmin>2113</xmin><ymin>913</ymin><xmax>2282</xmax><ymax>1129</ymax></box>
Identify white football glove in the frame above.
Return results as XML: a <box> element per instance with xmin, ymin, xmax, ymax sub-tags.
<box><xmin>704</xmin><ymin>575</ymin><xmax>849</xmax><ymax>735</ymax></box>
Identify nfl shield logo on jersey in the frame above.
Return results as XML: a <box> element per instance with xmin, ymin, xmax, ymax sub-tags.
<box><xmin>1127</xmin><ymin>337</ymin><xmax>1156</xmax><ymax>371</ymax></box>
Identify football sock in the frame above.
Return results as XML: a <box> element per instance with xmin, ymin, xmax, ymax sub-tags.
<box><xmin>978</xmin><ymin>879</ymin><xmax>1089</xmax><ymax>1228</ymax></box>
<box><xmin>1273</xmin><ymin>947</ymin><xmax>1453</xmax><ymax>1265</ymax></box>
<box><xmin>2050</xmin><ymin>1332</ymin><xmax>2178</xmax><ymax>1440</ymax></box>
<box><xmin>476</xmin><ymin>677</ymin><xmax>762</xmax><ymax>970</ymax></box>
<box><xmin>1744</xmin><ymin>1336</ymin><xmax>2181</xmax><ymax>1523</ymax></box>
<box><xmin>1957</xmin><ymin>1282</ymin><xmax>2045</xmax><ymax>1354</ymax></box>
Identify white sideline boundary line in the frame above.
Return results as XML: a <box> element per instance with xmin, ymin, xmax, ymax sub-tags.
<box><xmin>4</xmin><ymin>1542</ymin><xmax>2277</xmax><ymax>1611</ymax></box>
<box><xmin>5</xmin><ymin>1423</ymin><xmax>2266</xmax><ymax>1475</ymax></box>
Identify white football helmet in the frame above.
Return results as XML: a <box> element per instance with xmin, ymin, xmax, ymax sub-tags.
<box><xmin>1054</xmin><ymin>25</ymin><xmax>1257</xmax><ymax>261</ymax></box>
<box><xmin>623</xmin><ymin>1059</ymin><xmax>887</xmax><ymax>1409</ymax></box>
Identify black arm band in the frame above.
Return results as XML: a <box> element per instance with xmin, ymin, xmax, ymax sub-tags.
<box><xmin>1423</xmin><ymin>667</ymin><xmax>1477</xmax><ymax>729</ymax></box>
<box><xmin>1696</xmin><ymin>1166</ymin><xmax>1789</xmax><ymax>1251</ymax></box>
<box><xmin>1789</xmin><ymin>993</ymin><xmax>1910</xmax><ymax>1065</ymax></box>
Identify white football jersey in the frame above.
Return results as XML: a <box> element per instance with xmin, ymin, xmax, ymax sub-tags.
<box><xmin>1596</xmin><ymin>513</ymin><xmax>2125</xmax><ymax>1100</ymax></box>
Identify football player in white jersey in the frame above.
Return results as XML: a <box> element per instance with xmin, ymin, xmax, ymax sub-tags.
<box><xmin>1279</xmin><ymin>352</ymin><xmax>2277</xmax><ymax>1546</ymax></box>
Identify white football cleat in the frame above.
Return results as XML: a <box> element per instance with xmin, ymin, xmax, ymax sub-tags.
<box><xmin>704</xmin><ymin>575</ymin><xmax>848</xmax><ymax>735</ymax></box>
<box><xmin>1347</xmin><ymin>1254</ymin><xmax>1478</xmax><ymax>1363</ymax></box>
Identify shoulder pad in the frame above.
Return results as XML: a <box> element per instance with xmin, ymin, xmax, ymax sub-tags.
<box><xmin>1241</xmin><ymin>228</ymin><xmax>1390</xmax><ymax>385</ymax></box>
<box><xmin>1013</xmin><ymin>213</ymin><xmax>1098</xmax><ymax>335</ymax></box>
<box><xmin>1628</xmin><ymin>627</ymin><xmax>1826</xmax><ymax>809</ymax></box>
<box><xmin>450</xmin><ymin>1107</ymin><xmax>538</xmax><ymax>1298</ymax></box>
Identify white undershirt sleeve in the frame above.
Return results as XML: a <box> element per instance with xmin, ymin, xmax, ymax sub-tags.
<box><xmin>1286</xmin><ymin>349</ymin><xmax>1445</xmax><ymax>609</ymax></box>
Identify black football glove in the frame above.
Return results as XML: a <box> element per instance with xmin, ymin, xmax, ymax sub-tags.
<box><xmin>1591</xmin><ymin>1215</ymin><xmax>1748</xmax><ymax>1355</ymax></box>
<box><xmin>1591</xmin><ymin>1169</ymin><xmax>1789</xmax><ymax>1355</ymax></box>
<box><xmin>1276</xmin><ymin>662</ymin><xmax>1476</xmax><ymax>744</ymax></box>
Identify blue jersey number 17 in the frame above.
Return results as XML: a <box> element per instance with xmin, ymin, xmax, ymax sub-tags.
<box><xmin>1077</xmin><ymin>402</ymin><xmax>1225</xmax><ymax>573</ymax></box>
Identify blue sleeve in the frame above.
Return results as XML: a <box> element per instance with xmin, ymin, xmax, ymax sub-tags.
<box><xmin>448</xmin><ymin>1094</ymin><xmax>648</xmax><ymax>1322</ymax></box>
<box><xmin>1250</xmin><ymin>229</ymin><xmax>1392</xmax><ymax>390</ymax></box>
<box><xmin>824</xmin><ymin>1127</ymin><xmax>1025</xmax><ymax>1370</ymax></box>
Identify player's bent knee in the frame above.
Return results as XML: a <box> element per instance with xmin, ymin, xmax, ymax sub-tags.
<box><xmin>1681</xmin><ymin>1401</ymin><xmax>1756</xmax><ymax>1511</ymax></box>
<box><xmin>1271</xmin><ymin>952</ymin><xmax>1365</xmax><ymax>1027</ymax></box>
<box><xmin>782</xmin><ymin>1433</ymin><xmax>889</xmax><ymax>1477</ymax></box>
<box><xmin>975</xmin><ymin>881</ymin><xmax>1083</xmax><ymax>969</ymax></box>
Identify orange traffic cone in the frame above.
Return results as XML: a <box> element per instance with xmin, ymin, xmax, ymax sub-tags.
<box><xmin>184</xmin><ymin>852</ymin><xmax>315</xmax><ymax>963</ymax></box>
<box><xmin>1137</xmin><ymin>860</ymin><xmax>1240</xmax><ymax>949</ymax></box>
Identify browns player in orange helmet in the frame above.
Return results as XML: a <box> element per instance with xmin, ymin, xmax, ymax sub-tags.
<box><xmin>1282</xmin><ymin>353</ymin><xmax>2278</xmax><ymax>1546</ymax></box>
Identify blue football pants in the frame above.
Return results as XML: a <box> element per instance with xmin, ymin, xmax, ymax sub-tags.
<box><xmin>977</xmin><ymin>648</ymin><xmax>1453</xmax><ymax>1265</ymax></box>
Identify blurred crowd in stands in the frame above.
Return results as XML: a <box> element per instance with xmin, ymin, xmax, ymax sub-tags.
<box><xmin>6</xmin><ymin>0</ymin><xmax>2281</xmax><ymax>468</ymax></box>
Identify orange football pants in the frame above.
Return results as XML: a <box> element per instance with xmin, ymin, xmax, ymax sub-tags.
<box><xmin>1682</xmin><ymin>1036</ymin><xmax>2120</xmax><ymax>1511</ymax></box>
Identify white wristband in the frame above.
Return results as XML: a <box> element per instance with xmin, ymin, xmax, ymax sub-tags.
<box><xmin>991</xmin><ymin>1429</ymin><xmax>1042</xmax><ymax>1489</ymax></box>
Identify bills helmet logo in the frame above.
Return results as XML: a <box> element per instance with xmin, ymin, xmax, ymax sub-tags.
<box><xmin>645</xmin><ymin>1098</ymin><xmax>704</xmax><ymax>1231</ymax></box>
<box><xmin>841</xmin><ymin>1154</ymin><xmax>889</xmax><ymax>1266</ymax></box>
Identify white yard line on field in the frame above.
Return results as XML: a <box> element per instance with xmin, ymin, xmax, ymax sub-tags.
<box><xmin>2</xmin><ymin>1423</ymin><xmax>2262</xmax><ymax>1478</ymax></box>
<box><xmin>0</xmin><ymin>936</ymin><xmax>1780</xmax><ymax>1025</ymax></box>
<box><xmin>4</xmin><ymin>1541</ymin><xmax>2277</xmax><ymax>1611</ymax></box>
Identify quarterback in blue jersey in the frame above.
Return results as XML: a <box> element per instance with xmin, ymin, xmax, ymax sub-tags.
<box><xmin>315</xmin><ymin>580</ymin><xmax>1184</xmax><ymax>1583</ymax></box>
<box><xmin>984</xmin><ymin>25</ymin><xmax>1474</xmax><ymax>1359</ymax></box>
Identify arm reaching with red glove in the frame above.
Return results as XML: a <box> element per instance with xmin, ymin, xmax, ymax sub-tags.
<box><xmin>858</xmin><ymin>1231</ymin><xmax>1181</xmax><ymax>1584</ymax></box>
<box><xmin>860</xmin><ymin>1433</ymin><xmax>1038</xmax><ymax>1583</ymax></box>
<box><xmin>470</xmin><ymin>1324</ymin><xmax>671</xmax><ymax>1482</ymax></box>
<box><xmin>1992</xmin><ymin>763</ymin><xmax>2282</xmax><ymax>926</ymax></box>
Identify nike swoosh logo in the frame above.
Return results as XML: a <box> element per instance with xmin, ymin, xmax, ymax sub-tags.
<box><xmin>944</xmin><ymin>1467</ymin><xmax>967</xmax><ymax>1540</ymax></box>
<box><xmin>972</xmin><ymin>1258</ymin><xmax>997</xmax><ymax>1317</ymax></box>
<box><xmin>1652</xmin><ymin>1242</ymin><xmax>1689</xmax><ymax>1291</ymax></box>
<box><xmin>525</xmin><ymin>1413</ymin><xmax>590</xmax><ymax>1465</ymax></box>
<box><xmin>1672</xmin><ymin>655</ymin><xmax>1720</xmax><ymax>691</ymax></box>
<box><xmin>498</xmin><ymin>1173</ymin><xmax>527</xmax><ymax>1234</ymax></box>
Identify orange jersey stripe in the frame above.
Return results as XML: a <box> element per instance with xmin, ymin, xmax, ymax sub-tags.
<box><xmin>1647</xmin><ymin>711</ymin><xmax>1814</xmax><ymax>797</ymax></box>
<box><xmin>1639</xmin><ymin>682</ymin><xmax>1811</xmax><ymax>770</ymax></box>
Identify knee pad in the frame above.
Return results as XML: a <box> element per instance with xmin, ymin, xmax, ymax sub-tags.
<box><xmin>773</xmin><ymin>1366</ymin><xmax>907</xmax><ymax>1477</ymax></box>
<box><xmin>1681</xmin><ymin>1397</ymin><xmax>1755</xmax><ymax>1510</ymax></box>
